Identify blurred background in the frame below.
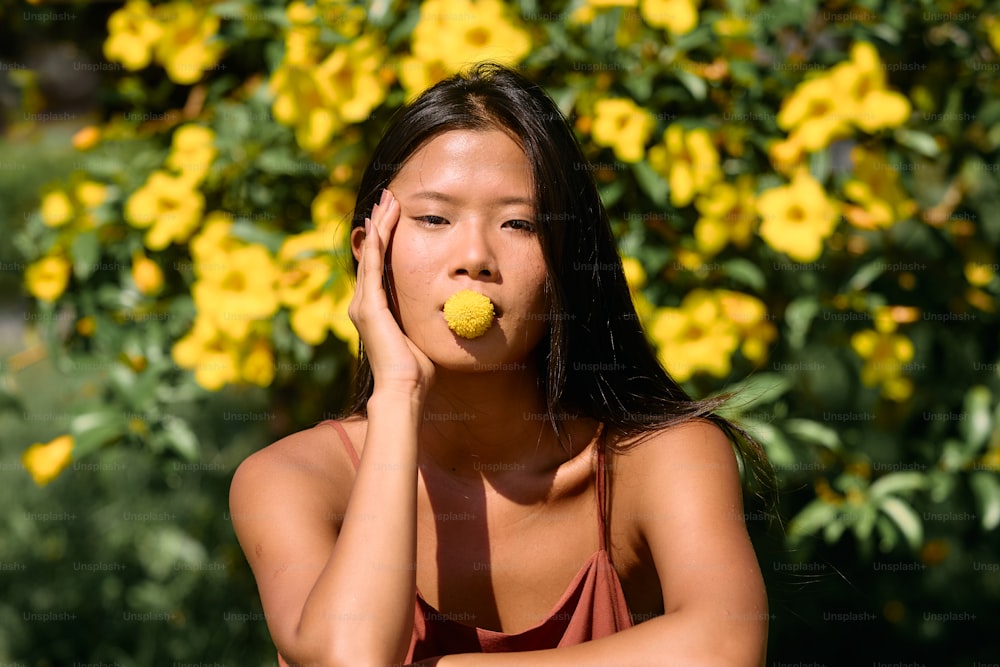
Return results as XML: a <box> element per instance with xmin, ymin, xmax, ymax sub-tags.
<box><xmin>1</xmin><ymin>0</ymin><xmax>998</xmax><ymax>664</ymax></box>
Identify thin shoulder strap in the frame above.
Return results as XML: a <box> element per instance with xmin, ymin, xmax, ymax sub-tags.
<box><xmin>595</xmin><ymin>423</ymin><xmax>610</xmax><ymax>552</ymax></box>
<box><xmin>320</xmin><ymin>420</ymin><xmax>360</xmax><ymax>470</ymax></box>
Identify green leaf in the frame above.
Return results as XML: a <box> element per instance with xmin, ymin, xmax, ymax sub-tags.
<box><xmin>784</xmin><ymin>297</ymin><xmax>819</xmax><ymax>350</ymax></box>
<box><xmin>631</xmin><ymin>160</ymin><xmax>667</xmax><ymax>207</ymax></box>
<box><xmin>71</xmin><ymin>230</ymin><xmax>101</xmax><ymax>280</ymax></box>
<box><xmin>959</xmin><ymin>385</ymin><xmax>992</xmax><ymax>450</ymax></box>
<box><xmin>969</xmin><ymin>471</ymin><xmax>1000</xmax><ymax>531</ymax></box>
<box><xmin>70</xmin><ymin>409</ymin><xmax>128</xmax><ymax>457</ymax></box>
<box><xmin>721</xmin><ymin>258</ymin><xmax>766</xmax><ymax>292</ymax></box>
<box><xmin>715</xmin><ymin>372</ymin><xmax>794</xmax><ymax>415</ymax></box>
<box><xmin>673</xmin><ymin>69</ymin><xmax>707</xmax><ymax>101</ymax></box>
<box><xmin>847</xmin><ymin>259</ymin><xmax>885</xmax><ymax>291</ymax></box>
<box><xmin>879</xmin><ymin>496</ymin><xmax>924</xmax><ymax>552</ymax></box>
<box><xmin>893</xmin><ymin>129</ymin><xmax>940</xmax><ymax>158</ymax></box>
<box><xmin>784</xmin><ymin>418</ymin><xmax>841</xmax><ymax>450</ymax></box>
<box><xmin>869</xmin><ymin>472</ymin><xmax>928</xmax><ymax>500</ymax></box>
<box><xmin>788</xmin><ymin>499</ymin><xmax>840</xmax><ymax>540</ymax></box>
<box><xmin>160</xmin><ymin>417</ymin><xmax>200</xmax><ymax>462</ymax></box>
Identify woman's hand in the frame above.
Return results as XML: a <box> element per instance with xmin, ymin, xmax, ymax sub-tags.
<box><xmin>349</xmin><ymin>188</ymin><xmax>436</xmax><ymax>400</ymax></box>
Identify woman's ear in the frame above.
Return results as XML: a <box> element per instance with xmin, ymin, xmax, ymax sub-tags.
<box><xmin>350</xmin><ymin>225</ymin><xmax>366</xmax><ymax>263</ymax></box>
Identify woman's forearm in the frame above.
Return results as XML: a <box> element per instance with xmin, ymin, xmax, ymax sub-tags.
<box><xmin>295</xmin><ymin>389</ymin><xmax>423</xmax><ymax>666</ymax></box>
<box><xmin>434</xmin><ymin>607</ymin><xmax>767</xmax><ymax>667</ymax></box>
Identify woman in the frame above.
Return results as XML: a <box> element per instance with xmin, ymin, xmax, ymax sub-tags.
<box><xmin>230</xmin><ymin>63</ymin><xmax>771</xmax><ymax>666</ymax></box>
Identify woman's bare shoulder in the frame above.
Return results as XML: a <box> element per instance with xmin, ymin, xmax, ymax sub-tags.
<box><xmin>230</xmin><ymin>416</ymin><xmax>368</xmax><ymax>510</ymax></box>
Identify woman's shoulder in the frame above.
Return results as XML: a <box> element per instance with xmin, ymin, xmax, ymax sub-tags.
<box><xmin>607</xmin><ymin>418</ymin><xmax>741</xmax><ymax>511</ymax></box>
<box><xmin>229</xmin><ymin>416</ymin><xmax>369</xmax><ymax>513</ymax></box>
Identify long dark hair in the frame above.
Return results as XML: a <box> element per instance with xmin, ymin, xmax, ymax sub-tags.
<box><xmin>342</xmin><ymin>62</ymin><xmax>774</xmax><ymax>496</ymax></box>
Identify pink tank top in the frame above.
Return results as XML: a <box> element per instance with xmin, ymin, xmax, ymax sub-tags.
<box><xmin>320</xmin><ymin>419</ymin><xmax>634</xmax><ymax>660</ymax></box>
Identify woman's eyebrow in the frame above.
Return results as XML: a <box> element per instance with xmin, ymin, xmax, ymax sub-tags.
<box><xmin>410</xmin><ymin>190</ymin><xmax>534</xmax><ymax>207</ymax></box>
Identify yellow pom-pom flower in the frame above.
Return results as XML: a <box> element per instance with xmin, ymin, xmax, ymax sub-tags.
<box><xmin>444</xmin><ymin>289</ymin><xmax>495</xmax><ymax>339</ymax></box>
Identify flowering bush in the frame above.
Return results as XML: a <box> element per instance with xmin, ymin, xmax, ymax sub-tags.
<box><xmin>5</xmin><ymin>0</ymin><xmax>1000</xmax><ymax>662</ymax></box>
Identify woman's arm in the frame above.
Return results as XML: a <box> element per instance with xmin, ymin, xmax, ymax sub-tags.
<box><xmin>431</xmin><ymin>419</ymin><xmax>768</xmax><ymax>667</ymax></box>
<box><xmin>231</xmin><ymin>189</ymin><xmax>434</xmax><ymax>666</ymax></box>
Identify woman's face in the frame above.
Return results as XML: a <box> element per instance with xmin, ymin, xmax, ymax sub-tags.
<box><xmin>373</xmin><ymin>128</ymin><xmax>550</xmax><ymax>371</ymax></box>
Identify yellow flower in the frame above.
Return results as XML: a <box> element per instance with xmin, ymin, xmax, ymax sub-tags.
<box><xmin>831</xmin><ymin>42</ymin><xmax>910</xmax><ymax>133</ymax></box>
<box><xmin>986</xmin><ymin>15</ymin><xmax>1000</xmax><ymax>54</ymax></box>
<box><xmin>241</xmin><ymin>339</ymin><xmax>275</xmax><ymax>387</ymax></box>
<box><xmin>103</xmin><ymin>0</ymin><xmax>163</xmax><ymax>71</ymax></box>
<box><xmin>166</xmin><ymin>124</ymin><xmax>216</xmax><ymax>183</ymax></box>
<box><xmin>329</xmin><ymin>275</ymin><xmax>359</xmax><ymax>354</ymax></box>
<box><xmin>22</xmin><ymin>435</ymin><xmax>74</xmax><ymax>486</ymax></box>
<box><xmin>72</xmin><ymin>125</ymin><xmax>101</xmax><ymax>151</ymax></box>
<box><xmin>190</xmin><ymin>211</ymin><xmax>239</xmax><ymax>267</ymax></box>
<box><xmin>777</xmin><ymin>75</ymin><xmax>851</xmax><ymax>152</ymax></box>
<box><xmin>716</xmin><ymin>290</ymin><xmax>776</xmax><ymax>364</ymax></box>
<box><xmin>409</xmin><ymin>0</ymin><xmax>531</xmax><ymax>91</ymax></box>
<box><xmin>398</xmin><ymin>57</ymin><xmax>454</xmax><ymax>101</ymax></box>
<box><xmin>648</xmin><ymin>125</ymin><xmax>722</xmax><ymax>207</ymax></box>
<box><xmin>75</xmin><ymin>181</ymin><xmax>109</xmax><ymax>209</ymax></box>
<box><xmin>124</xmin><ymin>171</ymin><xmax>205</xmax><ymax>250</ymax></box>
<box><xmin>851</xmin><ymin>321</ymin><xmax>915</xmax><ymax>402</ymax></box>
<box><xmin>193</xmin><ymin>243</ymin><xmax>280</xmax><ymax>341</ymax></box>
<box><xmin>444</xmin><ymin>289</ymin><xmax>495</xmax><ymax>339</ymax></box>
<box><xmin>621</xmin><ymin>256</ymin><xmax>656</xmax><ymax>327</ymax></box>
<box><xmin>640</xmin><ymin>0</ymin><xmax>700</xmax><ymax>35</ymax></box>
<box><xmin>756</xmin><ymin>170</ymin><xmax>839</xmax><ymax>262</ymax></box>
<box><xmin>965</xmin><ymin>260</ymin><xmax>996</xmax><ymax>287</ymax></box>
<box><xmin>25</xmin><ymin>255</ymin><xmax>71</xmax><ymax>303</ymax></box>
<box><xmin>650</xmin><ymin>289</ymin><xmax>739</xmax><ymax>382</ymax></box>
<box><xmin>171</xmin><ymin>317</ymin><xmax>241</xmax><ymax>391</ymax></box>
<box><xmin>270</xmin><ymin>63</ymin><xmax>340</xmax><ymax>151</ymax></box>
<box><xmin>314</xmin><ymin>35</ymin><xmax>388</xmax><ymax>124</ymax></box>
<box><xmin>694</xmin><ymin>176</ymin><xmax>757</xmax><ymax>256</ymax></box>
<box><xmin>591</xmin><ymin>98</ymin><xmax>654</xmax><ymax>163</ymax></box>
<box><xmin>153</xmin><ymin>2</ymin><xmax>223</xmax><ymax>85</ymax></box>
<box><xmin>40</xmin><ymin>190</ymin><xmax>74</xmax><ymax>227</ymax></box>
<box><xmin>131</xmin><ymin>251</ymin><xmax>164</xmax><ymax>295</ymax></box>
<box><xmin>842</xmin><ymin>146</ymin><xmax>918</xmax><ymax>230</ymax></box>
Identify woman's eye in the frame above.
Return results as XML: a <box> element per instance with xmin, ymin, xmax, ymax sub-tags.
<box><xmin>416</xmin><ymin>215</ymin><xmax>448</xmax><ymax>226</ymax></box>
<box><xmin>504</xmin><ymin>219</ymin><xmax>536</xmax><ymax>233</ymax></box>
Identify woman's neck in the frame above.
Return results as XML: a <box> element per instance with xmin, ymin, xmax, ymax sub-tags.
<box><xmin>416</xmin><ymin>363</ymin><xmax>595</xmax><ymax>481</ymax></box>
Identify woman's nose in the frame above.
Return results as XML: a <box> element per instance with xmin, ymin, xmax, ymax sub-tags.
<box><xmin>451</xmin><ymin>225</ymin><xmax>497</xmax><ymax>279</ymax></box>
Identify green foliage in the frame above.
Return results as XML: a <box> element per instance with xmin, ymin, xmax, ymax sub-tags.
<box><xmin>2</xmin><ymin>0</ymin><xmax>1000</xmax><ymax>663</ymax></box>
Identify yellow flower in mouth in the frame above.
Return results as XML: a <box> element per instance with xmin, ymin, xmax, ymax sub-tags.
<box><xmin>648</xmin><ymin>125</ymin><xmax>722</xmax><ymax>207</ymax></box>
<box><xmin>125</xmin><ymin>171</ymin><xmax>205</xmax><ymax>250</ymax></box>
<box><xmin>25</xmin><ymin>255</ymin><xmax>72</xmax><ymax>303</ymax></box>
<box><xmin>22</xmin><ymin>435</ymin><xmax>74</xmax><ymax>486</ymax></box>
<box><xmin>592</xmin><ymin>98</ymin><xmax>655</xmax><ymax>163</ymax></box>
<box><xmin>640</xmin><ymin>0</ymin><xmax>700</xmax><ymax>36</ymax></box>
<box><xmin>694</xmin><ymin>176</ymin><xmax>757</xmax><ymax>257</ymax></box>
<box><xmin>444</xmin><ymin>289</ymin><xmax>495</xmax><ymax>339</ymax></box>
<box><xmin>650</xmin><ymin>289</ymin><xmax>739</xmax><ymax>382</ymax></box>
<box><xmin>756</xmin><ymin>170</ymin><xmax>839</xmax><ymax>262</ymax></box>
<box><xmin>103</xmin><ymin>0</ymin><xmax>163</xmax><ymax>71</ymax></box>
